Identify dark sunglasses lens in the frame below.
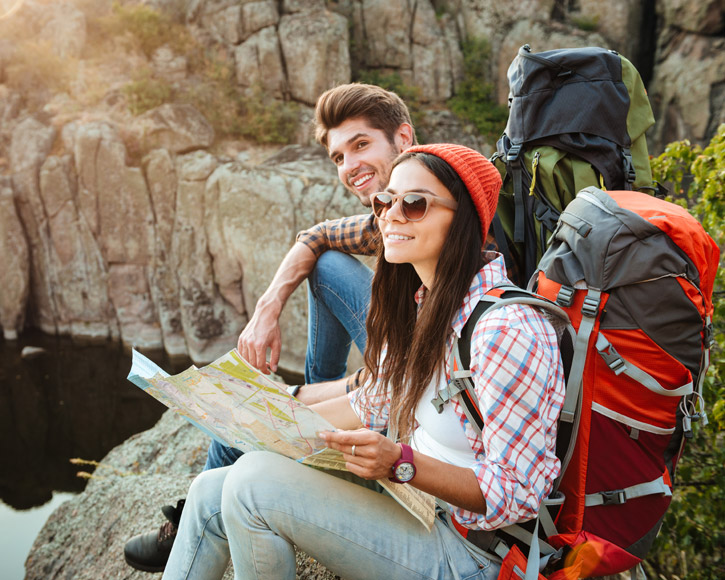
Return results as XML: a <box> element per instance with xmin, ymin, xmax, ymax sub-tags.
<box><xmin>372</xmin><ymin>193</ymin><xmax>393</xmax><ymax>217</ymax></box>
<box><xmin>402</xmin><ymin>195</ymin><xmax>428</xmax><ymax>220</ymax></box>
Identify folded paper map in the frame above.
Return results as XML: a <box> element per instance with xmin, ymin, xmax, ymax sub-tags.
<box><xmin>128</xmin><ymin>348</ymin><xmax>435</xmax><ymax>530</ymax></box>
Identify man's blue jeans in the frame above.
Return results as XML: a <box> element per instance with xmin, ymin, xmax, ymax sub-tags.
<box><xmin>204</xmin><ymin>251</ymin><xmax>373</xmax><ymax>472</ymax></box>
<box><xmin>304</xmin><ymin>250</ymin><xmax>372</xmax><ymax>384</ymax></box>
<box><xmin>163</xmin><ymin>452</ymin><xmax>499</xmax><ymax>580</ymax></box>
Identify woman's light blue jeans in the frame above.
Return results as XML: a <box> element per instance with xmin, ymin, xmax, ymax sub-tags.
<box><xmin>163</xmin><ymin>451</ymin><xmax>499</xmax><ymax>580</ymax></box>
<box><xmin>204</xmin><ymin>250</ymin><xmax>373</xmax><ymax>472</ymax></box>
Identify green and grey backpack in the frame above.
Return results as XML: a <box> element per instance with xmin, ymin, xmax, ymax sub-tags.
<box><xmin>491</xmin><ymin>44</ymin><xmax>658</xmax><ymax>286</ymax></box>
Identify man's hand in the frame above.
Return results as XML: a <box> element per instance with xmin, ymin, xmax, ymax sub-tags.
<box><xmin>320</xmin><ymin>429</ymin><xmax>401</xmax><ymax>480</ymax></box>
<box><xmin>236</xmin><ymin>242</ymin><xmax>319</xmax><ymax>373</ymax></box>
<box><xmin>237</xmin><ymin>303</ymin><xmax>282</xmax><ymax>373</ymax></box>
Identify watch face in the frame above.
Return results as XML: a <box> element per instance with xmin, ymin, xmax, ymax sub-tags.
<box><xmin>395</xmin><ymin>462</ymin><xmax>415</xmax><ymax>483</ymax></box>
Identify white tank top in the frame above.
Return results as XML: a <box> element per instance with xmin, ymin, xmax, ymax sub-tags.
<box><xmin>411</xmin><ymin>374</ymin><xmax>477</xmax><ymax>468</ymax></box>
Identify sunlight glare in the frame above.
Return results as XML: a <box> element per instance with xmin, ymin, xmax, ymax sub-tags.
<box><xmin>0</xmin><ymin>0</ymin><xmax>26</xmax><ymax>21</ymax></box>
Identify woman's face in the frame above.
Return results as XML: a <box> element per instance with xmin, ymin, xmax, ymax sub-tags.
<box><xmin>377</xmin><ymin>158</ymin><xmax>456</xmax><ymax>287</ymax></box>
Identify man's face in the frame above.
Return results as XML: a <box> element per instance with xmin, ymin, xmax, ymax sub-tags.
<box><xmin>326</xmin><ymin>118</ymin><xmax>412</xmax><ymax>207</ymax></box>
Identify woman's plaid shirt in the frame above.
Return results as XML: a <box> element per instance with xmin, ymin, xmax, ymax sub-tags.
<box><xmin>348</xmin><ymin>254</ymin><xmax>566</xmax><ymax>531</ymax></box>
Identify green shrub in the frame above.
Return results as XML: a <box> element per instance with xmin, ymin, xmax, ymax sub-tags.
<box><xmin>123</xmin><ymin>72</ymin><xmax>173</xmax><ymax>115</ymax></box>
<box><xmin>239</xmin><ymin>87</ymin><xmax>300</xmax><ymax>144</ymax></box>
<box><xmin>571</xmin><ymin>15</ymin><xmax>599</xmax><ymax>32</ymax></box>
<box><xmin>448</xmin><ymin>37</ymin><xmax>508</xmax><ymax>142</ymax></box>
<box><xmin>646</xmin><ymin>124</ymin><xmax>725</xmax><ymax>580</ymax></box>
<box><xmin>87</xmin><ymin>2</ymin><xmax>192</xmax><ymax>58</ymax></box>
<box><xmin>178</xmin><ymin>51</ymin><xmax>299</xmax><ymax>144</ymax></box>
<box><xmin>119</xmin><ymin>43</ymin><xmax>299</xmax><ymax>145</ymax></box>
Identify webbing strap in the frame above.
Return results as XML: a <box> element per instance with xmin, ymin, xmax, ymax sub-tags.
<box><xmin>633</xmin><ymin>562</ymin><xmax>647</xmax><ymax>580</ymax></box>
<box><xmin>491</xmin><ymin>214</ymin><xmax>516</xmax><ymax>280</ymax></box>
<box><xmin>538</xmin><ymin>494</ymin><xmax>563</xmax><ymax>539</ymax></box>
<box><xmin>696</xmin><ymin>317</ymin><xmax>713</xmax><ymax>399</ymax></box>
<box><xmin>499</xmin><ymin>520</ymin><xmax>556</xmax><ymax>557</ymax></box>
<box><xmin>584</xmin><ymin>475</ymin><xmax>672</xmax><ymax>507</ymax></box>
<box><xmin>622</xmin><ymin>147</ymin><xmax>636</xmax><ymax>188</ymax></box>
<box><xmin>595</xmin><ymin>334</ymin><xmax>694</xmax><ymax>397</ymax></box>
<box><xmin>560</xmin><ymin>288</ymin><xmax>600</xmax><ymax>423</ymax></box>
<box><xmin>508</xmin><ymin>144</ymin><xmax>525</xmax><ymax>243</ymax></box>
<box><xmin>431</xmin><ymin>345</ymin><xmax>470</xmax><ymax>415</ymax></box>
<box><xmin>445</xmin><ymin>292</ymin><xmax>571</xmax><ymax>431</ymax></box>
<box><xmin>528</xmin><ymin>151</ymin><xmax>540</xmax><ymax>197</ymax></box>
<box><xmin>525</xmin><ymin>518</ymin><xmax>542</xmax><ymax>580</ymax></box>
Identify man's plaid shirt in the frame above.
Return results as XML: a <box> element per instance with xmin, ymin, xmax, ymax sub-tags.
<box><xmin>348</xmin><ymin>254</ymin><xmax>566</xmax><ymax>531</ymax></box>
<box><xmin>296</xmin><ymin>213</ymin><xmax>379</xmax><ymax>258</ymax></box>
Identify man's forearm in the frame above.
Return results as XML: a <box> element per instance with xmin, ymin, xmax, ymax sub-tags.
<box><xmin>295</xmin><ymin>377</ymin><xmax>350</xmax><ymax>406</ymax></box>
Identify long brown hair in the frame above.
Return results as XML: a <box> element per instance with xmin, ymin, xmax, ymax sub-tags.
<box><xmin>363</xmin><ymin>152</ymin><xmax>485</xmax><ymax>440</ymax></box>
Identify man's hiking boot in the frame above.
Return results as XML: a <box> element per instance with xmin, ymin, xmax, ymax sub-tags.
<box><xmin>124</xmin><ymin>499</ymin><xmax>185</xmax><ymax>572</ymax></box>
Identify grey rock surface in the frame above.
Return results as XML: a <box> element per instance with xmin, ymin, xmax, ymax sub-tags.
<box><xmin>278</xmin><ymin>10</ymin><xmax>351</xmax><ymax>105</ymax></box>
<box><xmin>649</xmin><ymin>32</ymin><xmax>725</xmax><ymax>148</ymax></box>
<box><xmin>25</xmin><ymin>410</ymin><xmax>340</xmax><ymax>580</ymax></box>
<box><xmin>234</xmin><ymin>25</ymin><xmax>287</xmax><ymax>97</ymax></box>
<box><xmin>133</xmin><ymin>104</ymin><xmax>216</xmax><ymax>155</ymax></box>
<box><xmin>0</xmin><ymin>177</ymin><xmax>28</xmax><ymax>339</ymax></box>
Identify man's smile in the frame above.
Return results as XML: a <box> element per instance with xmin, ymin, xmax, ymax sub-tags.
<box><xmin>351</xmin><ymin>172</ymin><xmax>374</xmax><ymax>189</ymax></box>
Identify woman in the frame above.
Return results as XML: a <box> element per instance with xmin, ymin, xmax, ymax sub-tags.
<box><xmin>163</xmin><ymin>144</ymin><xmax>565</xmax><ymax>580</ymax></box>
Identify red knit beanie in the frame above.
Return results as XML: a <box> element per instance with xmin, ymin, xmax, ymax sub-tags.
<box><xmin>403</xmin><ymin>144</ymin><xmax>501</xmax><ymax>241</ymax></box>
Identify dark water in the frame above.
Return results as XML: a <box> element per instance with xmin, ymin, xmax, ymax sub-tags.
<box><xmin>0</xmin><ymin>330</ymin><xmax>191</xmax><ymax>578</ymax></box>
<box><xmin>0</xmin><ymin>331</ymin><xmax>184</xmax><ymax>510</ymax></box>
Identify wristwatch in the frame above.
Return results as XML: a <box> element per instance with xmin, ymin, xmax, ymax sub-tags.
<box><xmin>389</xmin><ymin>443</ymin><xmax>416</xmax><ymax>483</ymax></box>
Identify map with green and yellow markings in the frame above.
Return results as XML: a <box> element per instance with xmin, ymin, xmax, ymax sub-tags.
<box><xmin>128</xmin><ymin>348</ymin><xmax>435</xmax><ymax>531</ymax></box>
<box><xmin>128</xmin><ymin>348</ymin><xmax>345</xmax><ymax>468</ymax></box>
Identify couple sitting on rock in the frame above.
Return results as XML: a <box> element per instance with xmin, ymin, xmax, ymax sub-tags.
<box><xmin>124</xmin><ymin>83</ymin><xmax>565</xmax><ymax>579</ymax></box>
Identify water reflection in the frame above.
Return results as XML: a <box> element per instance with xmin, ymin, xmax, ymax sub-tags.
<box><xmin>0</xmin><ymin>331</ymin><xmax>186</xmax><ymax>510</ymax></box>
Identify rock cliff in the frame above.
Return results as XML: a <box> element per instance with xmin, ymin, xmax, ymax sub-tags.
<box><xmin>1</xmin><ymin>0</ymin><xmax>723</xmax><ymax>374</ymax></box>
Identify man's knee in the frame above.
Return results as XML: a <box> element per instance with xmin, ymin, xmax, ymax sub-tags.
<box><xmin>309</xmin><ymin>251</ymin><xmax>352</xmax><ymax>293</ymax></box>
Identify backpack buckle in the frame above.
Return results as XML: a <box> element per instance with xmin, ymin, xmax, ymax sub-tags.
<box><xmin>431</xmin><ymin>389</ymin><xmax>450</xmax><ymax>414</ymax></box>
<box><xmin>622</xmin><ymin>149</ymin><xmax>636</xmax><ymax>184</ymax></box>
<box><xmin>507</xmin><ymin>144</ymin><xmax>522</xmax><ymax>163</ymax></box>
<box><xmin>596</xmin><ymin>339</ymin><xmax>626</xmax><ymax>375</ymax></box>
<box><xmin>704</xmin><ymin>323</ymin><xmax>714</xmax><ymax>348</ymax></box>
<box><xmin>432</xmin><ymin>377</ymin><xmax>468</xmax><ymax>413</ymax></box>
<box><xmin>556</xmin><ymin>286</ymin><xmax>575</xmax><ymax>307</ymax></box>
<box><xmin>600</xmin><ymin>489</ymin><xmax>627</xmax><ymax>505</ymax></box>
<box><xmin>581</xmin><ymin>295</ymin><xmax>600</xmax><ymax>318</ymax></box>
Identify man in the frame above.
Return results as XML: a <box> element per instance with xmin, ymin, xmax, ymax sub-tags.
<box><xmin>123</xmin><ymin>83</ymin><xmax>419</xmax><ymax>572</ymax></box>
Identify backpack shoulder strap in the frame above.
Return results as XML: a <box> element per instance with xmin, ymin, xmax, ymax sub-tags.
<box><xmin>449</xmin><ymin>286</ymin><xmax>571</xmax><ymax>435</ymax></box>
<box><xmin>443</xmin><ymin>286</ymin><xmax>572</xmax><ymax>574</ymax></box>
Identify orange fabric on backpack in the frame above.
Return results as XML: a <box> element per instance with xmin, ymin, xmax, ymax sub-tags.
<box><xmin>497</xmin><ymin>545</ymin><xmax>547</xmax><ymax>580</ymax></box>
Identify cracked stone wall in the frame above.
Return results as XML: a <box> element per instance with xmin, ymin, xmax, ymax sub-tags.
<box><xmin>1</xmin><ymin>0</ymin><xmax>723</xmax><ymax>375</ymax></box>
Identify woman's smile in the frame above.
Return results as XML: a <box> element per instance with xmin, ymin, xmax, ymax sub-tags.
<box><xmin>385</xmin><ymin>232</ymin><xmax>414</xmax><ymax>241</ymax></box>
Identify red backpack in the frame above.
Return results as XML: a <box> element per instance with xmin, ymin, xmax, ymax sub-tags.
<box><xmin>452</xmin><ymin>187</ymin><xmax>720</xmax><ymax>578</ymax></box>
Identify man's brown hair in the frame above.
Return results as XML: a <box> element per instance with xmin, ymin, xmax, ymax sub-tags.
<box><xmin>314</xmin><ymin>83</ymin><xmax>417</xmax><ymax>148</ymax></box>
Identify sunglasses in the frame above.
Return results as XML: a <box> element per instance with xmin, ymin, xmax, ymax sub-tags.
<box><xmin>370</xmin><ymin>192</ymin><xmax>458</xmax><ymax>222</ymax></box>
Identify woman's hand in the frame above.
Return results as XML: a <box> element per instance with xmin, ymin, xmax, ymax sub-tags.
<box><xmin>320</xmin><ymin>429</ymin><xmax>401</xmax><ymax>480</ymax></box>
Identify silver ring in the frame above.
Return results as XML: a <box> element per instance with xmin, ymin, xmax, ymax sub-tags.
<box><xmin>351</xmin><ymin>445</ymin><xmax>356</xmax><ymax>456</ymax></box>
